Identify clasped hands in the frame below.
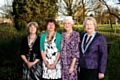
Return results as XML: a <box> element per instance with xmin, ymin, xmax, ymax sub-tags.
<box><xmin>46</xmin><ymin>63</ymin><xmax>56</xmax><ymax>69</ymax></box>
<box><xmin>26</xmin><ymin>59</ymin><xmax>39</xmax><ymax>68</ymax></box>
<box><xmin>26</xmin><ymin>61</ymin><xmax>36</xmax><ymax>68</ymax></box>
<box><xmin>46</xmin><ymin>63</ymin><xmax>74</xmax><ymax>74</ymax></box>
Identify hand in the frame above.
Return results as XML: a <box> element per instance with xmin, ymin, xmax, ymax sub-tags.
<box><xmin>26</xmin><ymin>62</ymin><xmax>34</xmax><ymax>68</ymax></box>
<box><xmin>46</xmin><ymin>63</ymin><xmax>52</xmax><ymax>69</ymax></box>
<box><xmin>69</xmin><ymin>67</ymin><xmax>74</xmax><ymax>74</ymax></box>
<box><xmin>50</xmin><ymin>63</ymin><xmax>56</xmax><ymax>69</ymax></box>
<box><xmin>98</xmin><ymin>73</ymin><xmax>104</xmax><ymax>79</ymax></box>
<box><xmin>78</xmin><ymin>67</ymin><xmax>80</xmax><ymax>72</ymax></box>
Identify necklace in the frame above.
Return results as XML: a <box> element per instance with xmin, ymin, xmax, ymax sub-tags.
<box><xmin>47</xmin><ymin>32</ymin><xmax>56</xmax><ymax>44</ymax></box>
<box><xmin>65</xmin><ymin>31</ymin><xmax>74</xmax><ymax>40</ymax></box>
<box><xmin>81</xmin><ymin>31</ymin><xmax>96</xmax><ymax>57</ymax></box>
<box><xmin>28</xmin><ymin>35</ymin><xmax>37</xmax><ymax>51</ymax></box>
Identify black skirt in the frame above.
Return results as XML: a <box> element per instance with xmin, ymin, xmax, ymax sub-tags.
<box><xmin>22</xmin><ymin>53</ymin><xmax>42</xmax><ymax>80</ymax></box>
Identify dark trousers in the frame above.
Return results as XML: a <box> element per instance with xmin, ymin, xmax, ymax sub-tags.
<box><xmin>78</xmin><ymin>67</ymin><xmax>104</xmax><ymax>80</ymax></box>
<box><xmin>42</xmin><ymin>78</ymin><xmax>61</xmax><ymax>80</ymax></box>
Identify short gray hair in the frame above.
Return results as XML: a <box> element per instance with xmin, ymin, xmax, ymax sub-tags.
<box><xmin>27</xmin><ymin>22</ymin><xmax>38</xmax><ymax>30</ymax></box>
<box><xmin>83</xmin><ymin>17</ymin><xmax>97</xmax><ymax>28</ymax></box>
<box><xmin>62</xmin><ymin>16</ymin><xmax>74</xmax><ymax>24</ymax></box>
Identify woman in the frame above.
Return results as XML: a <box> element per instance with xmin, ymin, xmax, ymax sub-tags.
<box><xmin>40</xmin><ymin>18</ymin><xmax>62</xmax><ymax>80</ymax></box>
<box><xmin>20</xmin><ymin>22</ymin><xmax>42</xmax><ymax>80</ymax></box>
<box><xmin>61</xmin><ymin>16</ymin><xmax>80</xmax><ymax>80</ymax></box>
<box><xmin>78</xmin><ymin>17</ymin><xmax>108</xmax><ymax>80</ymax></box>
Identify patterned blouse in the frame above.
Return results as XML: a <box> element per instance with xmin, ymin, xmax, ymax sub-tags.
<box><xmin>40</xmin><ymin>32</ymin><xmax>62</xmax><ymax>79</ymax></box>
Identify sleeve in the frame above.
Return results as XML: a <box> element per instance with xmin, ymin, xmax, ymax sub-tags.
<box><xmin>36</xmin><ymin>36</ymin><xmax>41</xmax><ymax>59</ymax></box>
<box><xmin>98</xmin><ymin>35</ymin><xmax>108</xmax><ymax>73</ymax></box>
<box><xmin>71</xmin><ymin>32</ymin><xmax>80</xmax><ymax>59</ymax></box>
<box><xmin>40</xmin><ymin>33</ymin><xmax>45</xmax><ymax>51</ymax></box>
<box><xmin>56</xmin><ymin>32</ymin><xmax>62</xmax><ymax>52</ymax></box>
<box><xmin>20</xmin><ymin>37</ymin><xmax>27</xmax><ymax>55</ymax></box>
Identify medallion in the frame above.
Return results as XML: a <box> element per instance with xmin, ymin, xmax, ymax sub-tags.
<box><xmin>83</xmin><ymin>54</ymin><xmax>86</xmax><ymax>57</ymax></box>
<box><xmin>81</xmin><ymin>31</ymin><xmax>96</xmax><ymax>55</ymax></box>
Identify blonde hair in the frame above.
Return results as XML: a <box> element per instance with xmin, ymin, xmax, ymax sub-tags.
<box><xmin>27</xmin><ymin>22</ymin><xmax>38</xmax><ymax>30</ymax></box>
<box><xmin>83</xmin><ymin>17</ymin><xmax>97</xmax><ymax>28</ymax></box>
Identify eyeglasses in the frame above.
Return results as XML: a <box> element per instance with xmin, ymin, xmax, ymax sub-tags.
<box><xmin>64</xmin><ymin>22</ymin><xmax>71</xmax><ymax>25</ymax></box>
<box><xmin>47</xmin><ymin>24</ymin><xmax>55</xmax><ymax>26</ymax></box>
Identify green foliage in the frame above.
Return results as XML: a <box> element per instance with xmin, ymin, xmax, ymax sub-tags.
<box><xmin>12</xmin><ymin>0</ymin><xmax>58</xmax><ymax>31</ymax></box>
<box><xmin>0</xmin><ymin>38</ymin><xmax>23</xmax><ymax>80</ymax></box>
<box><xmin>106</xmin><ymin>39</ymin><xmax>120</xmax><ymax>80</ymax></box>
<box><xmin>0</xmin><ymin>27</ymin><xmax>27</xmax><ymax>80</ymax></box>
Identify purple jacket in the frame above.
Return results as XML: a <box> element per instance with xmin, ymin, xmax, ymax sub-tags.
<box><xmin>79</xmin><ymin>33</ymin><xmax>108</xmax><ymax>73</ymax></box>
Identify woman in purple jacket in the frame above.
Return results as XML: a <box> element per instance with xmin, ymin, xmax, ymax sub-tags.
<box><xmin>78</xmin><ymin>17</ymin><xmax>108</xmax><ymax>80</ymax></box>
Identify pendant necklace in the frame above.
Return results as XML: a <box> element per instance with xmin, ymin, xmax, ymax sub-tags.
<box><xmin>81</xmin><ymin>31</ymin><xmax>96</xmax><ymax>57</ymax></box>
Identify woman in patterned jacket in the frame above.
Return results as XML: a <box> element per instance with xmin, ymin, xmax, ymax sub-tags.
<box><xmin>61</xmin><ymin>16</ymin><xmax>80</xmax><ymax>80</ymax></box>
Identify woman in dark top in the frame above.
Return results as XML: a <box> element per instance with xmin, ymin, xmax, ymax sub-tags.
<box><xmin>20</xmin><ymin>22</ymin><xmax>42</xmax><ymax>80</ymax></box>
<box><xmin>78</xmin><ymin>17</ymin><xmax>108</xmax><ymax>80</ymax></box>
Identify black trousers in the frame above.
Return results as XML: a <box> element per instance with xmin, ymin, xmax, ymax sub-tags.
<box><xmin>42</xmin><ymin>78</ymin><xmax>61</xmax><ymax>80</ymax></box>
<box><xmin>78</xmin><ymin>67</ymin><xmax>104</xmax><ymax>80</ymax></box>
